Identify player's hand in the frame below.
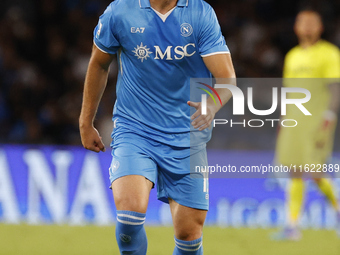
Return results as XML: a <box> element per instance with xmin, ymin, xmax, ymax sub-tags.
<box><xmin>79</xmin><ymin>124</ymin><xmax>106</xmax><ymax>153</ymax></box>
<box><xmin>188</xmin><ymin>101</ymin><xmax>217</xmax><ymax>131</ymax></box>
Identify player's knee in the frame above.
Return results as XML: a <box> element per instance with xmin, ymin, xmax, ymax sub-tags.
<box><xmin>176</xmin><ymin>232</ymin><xmax>202</xmax><ymax>241</ymax></box>
<box><xmin>176</xmin><ymin>223</ymin><xmax>203</xmax><ymax>241</ymax></box>
<box><xmin>113</xmin><ymin>194</ymin><xmax>148</xmax><ymax>213</ymax></box>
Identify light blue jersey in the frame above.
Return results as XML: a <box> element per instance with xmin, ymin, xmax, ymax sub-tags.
<box><xmin>94</xmin><ymin>0</ymin><xmax>229</xmax><ymax>147</ymax></box>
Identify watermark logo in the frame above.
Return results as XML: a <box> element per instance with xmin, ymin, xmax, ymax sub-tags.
<box><xmin>197</xmin><ymin>82</ymin><xmax>222</xmax><ymax>115</ymax></box>
<box><xmin>201</xmin><ymin>85</ymin><xmax>311</xmax><ymax>116</ymax></box>
<box><xmin>197</xmin><ymin>83</ymin><xmax>312</xmax><ymax>128</ymax></box>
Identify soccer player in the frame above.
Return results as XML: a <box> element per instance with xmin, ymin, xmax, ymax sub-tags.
<box><xmin>79</xmin><ymin>0</ymin><xmax>235</xmax><ymax>254</ymax></box>
<box><xmin>274</xmin><ymin>8</ymin><xmax>340</xmax><ymax>240</ymax></box>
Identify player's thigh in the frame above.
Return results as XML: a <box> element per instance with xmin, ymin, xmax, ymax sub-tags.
<box><xmin>111</xmin><ymin>175</ymin><xmax>153</xmax><ymax>213</ymax></box>
<box><xmin>109</xmin><ymin>132</ymin><xmax>157</xmax><ymax>213</ymax></box>
<box><xmin>169</xmin><ymin>198</ymin><xmax>207</xmax><ymax>241</ymax></box>
<box><xmin>157</xmin><ymin>145</ymin><xmax>209</xmax><ymax>209</ymax></box>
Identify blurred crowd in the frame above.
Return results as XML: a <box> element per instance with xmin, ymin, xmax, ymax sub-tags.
<box><xmin>0</xmin><ymin>0</ymin><xmax>340</xmax><ymax>148</ymax></box>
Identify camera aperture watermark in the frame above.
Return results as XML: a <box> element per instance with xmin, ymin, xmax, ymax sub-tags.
<box><xmin>192</xmin><ymin>79</ymin><xmax>314</xmax><ymax>129</ymax></box>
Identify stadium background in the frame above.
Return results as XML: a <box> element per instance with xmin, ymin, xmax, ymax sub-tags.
<box><xmin>0</xmin><ymin>0</ymin><xmax>340</xmax><ymax>254</ymax></box>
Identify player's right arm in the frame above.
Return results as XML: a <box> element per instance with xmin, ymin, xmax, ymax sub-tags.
<box><xmin>79</xmin><ymin>45</ymin><xmax>114</xmax><ymax>152</ymax></box>
<box><xmin>80</xmin><ymin>3</ymin><xmax>119</xmax><ymax>152</ymax></box>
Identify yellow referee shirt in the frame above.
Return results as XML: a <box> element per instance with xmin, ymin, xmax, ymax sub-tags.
<box><xmin>276</xmin><ymin>40</ymin><xmax>340</xmax><ymax>166</ymax></box>
<box><xmin>284</xmin><ymin>40</ymin><xmax>340</xmax><ymax>79</ymax></box>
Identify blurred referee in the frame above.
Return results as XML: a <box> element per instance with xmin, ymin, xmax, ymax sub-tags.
<box><xmin>274</xmin><ymin>8</ymin><xmax>340</xmax><ymax>240</ymax></box>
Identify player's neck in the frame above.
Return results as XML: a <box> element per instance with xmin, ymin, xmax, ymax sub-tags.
<box><xmin>299</xmin><ymin>38</ymin><xmax>320</xmax><ymax>49</ymax></box>
<box><xmin>149</xmin><ymin>0</ymin><xmax>177</xmax><ymax>14</ymax></box>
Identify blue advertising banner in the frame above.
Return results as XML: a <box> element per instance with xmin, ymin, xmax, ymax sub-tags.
<box><xmin>0</xmin><ymin>146</ymin><xmax>339</xmax><ymax>229</ymax></box>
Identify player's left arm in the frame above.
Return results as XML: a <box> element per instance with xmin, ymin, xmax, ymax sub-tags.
<box><xmin>322</xmin><ymin>83</ymin><xmax>340</xmax><ymax>129</ymax></box>
<box><xmin>322</xmin><ymin>47</ymin><xmax>340</xmax><ymax>126</ymax></box>
<box><xmin>315</xmin><ymin>48</ymin><xmax>340</xmax><ymax>148</ymax></box>
<box><xmin>188</xmin><ymin>53</ymin><xmax>236</xmax><ymax>131</ymax></box>
<box><xmin>328</xmin><ymin>84</ymin><xmax>340</xmax><ymax>114</ymax></box>
<box><xmin>315</xmin><ymin>83</ymin><xmax>340</xmax><ymax>148</ymax></box>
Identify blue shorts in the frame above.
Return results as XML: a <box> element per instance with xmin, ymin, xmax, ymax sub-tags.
<box><xmin>109</xmin><ymin>127</ymin><xmax>209</xmax><ymax>210</ymax></box>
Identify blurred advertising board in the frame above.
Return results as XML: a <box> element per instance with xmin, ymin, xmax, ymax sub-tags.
<box><xmin>0</xmin><ymin>146</ymin><xmax>339</xmax><ymax>229</ymax></box>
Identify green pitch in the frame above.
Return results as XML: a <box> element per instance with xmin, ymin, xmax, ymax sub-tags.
<box><xmin>0</xmin><ymin>224</ymin><xmax>338</xmax><ymax>255</ymax></box>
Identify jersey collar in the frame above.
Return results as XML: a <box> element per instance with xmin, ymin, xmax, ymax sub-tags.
<box><xmin>139</xmin><ymin>0</ymin><xmax>188</xmax><ymax>9</ymax></box>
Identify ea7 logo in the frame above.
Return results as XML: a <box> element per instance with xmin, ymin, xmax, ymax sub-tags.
<box><xmin>131</xmin><ymin>27</ymin><xmax>145</xmax><ymax>33</ymax></box>
<box><xmin>154</xmin><ymin>43</ymin><xmax>196</xmax><ymax>60</ymax></box>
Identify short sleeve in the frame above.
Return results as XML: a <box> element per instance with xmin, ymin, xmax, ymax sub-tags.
<box><xmin>283</xmin><ymin>51</ymin><xmax>292</xmax><ymax>78</ymax></box>
<box><xmin>323</xmin><ymin>47</ymin><xmax>340</xmax><ymax>78</ymax></box>
<box><xmin>198</xmin><ymin>5</ymin><xmax>229</xmax><ymax>57</ymax></box>
<box><xmin>93</xmin><ymin>4</ymin><xmax>120</xmax><ymax>55</ymax></box>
